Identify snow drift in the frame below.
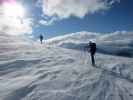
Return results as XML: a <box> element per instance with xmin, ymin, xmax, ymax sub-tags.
<box><xmin>0</xmin><ymin>32</ymin><xmax>133</xmax><ymax>100</ymax></box>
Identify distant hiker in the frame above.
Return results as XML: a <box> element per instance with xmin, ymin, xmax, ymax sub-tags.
<box><xmin>39</xmin><ymin>34</ymin><xmax>44</xmax><ymax>44</ymax></box>
<box><xmin>88</xmin><ymin>41</ymin><xmax>96</xmax><ymax>66</ymax></box>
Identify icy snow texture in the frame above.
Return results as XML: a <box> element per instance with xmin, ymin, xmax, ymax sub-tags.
<box><xmin>0</xmin><ymin>32</ymin><xmax>133</xmax><ymax>100</ymax></box>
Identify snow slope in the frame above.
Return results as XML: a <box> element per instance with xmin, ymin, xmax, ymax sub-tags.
<box><xmin>0</xmin><ymin>32</ymin><xmax>133</xmax><ymax>100</ymax></box>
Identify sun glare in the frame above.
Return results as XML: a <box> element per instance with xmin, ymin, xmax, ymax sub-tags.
<box><xmin>3</xmin><ymin>3</ymin><xmax>25</xmax><ymax>18</ymax></box>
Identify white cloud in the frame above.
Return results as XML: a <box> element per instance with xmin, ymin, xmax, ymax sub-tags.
<box><xmin>0</xmin><ymin>3</ymin><xmax>33</xmax><ymax>35</ymax></box>
<box><xmin>41</xmin><ymin>0</ymin><xmax>120</xmax><ymax>19</ymax></box>
<box><xmin>39</xmin><ymin>20</ymin><xmax>51</xmax><ymax>26</ymax></box>
<box><xmin>39</xmin><ymin>17</ymin><xmax>57</xmax><ymax>26</ymax></box>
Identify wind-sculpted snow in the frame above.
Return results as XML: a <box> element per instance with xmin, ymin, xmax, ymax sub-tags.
<box><xmin>0</xmin><ymin>32</ymin><xmax>133</xmax><ymax>100</ymax></box>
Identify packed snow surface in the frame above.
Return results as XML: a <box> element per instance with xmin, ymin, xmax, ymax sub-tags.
<box><xmin>0</xmin><ymin>32</ymin><xmax>133</xmax><ymax>100</ymax></box>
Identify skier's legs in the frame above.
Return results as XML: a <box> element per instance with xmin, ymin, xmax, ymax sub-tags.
<box><xmin>91</xmin><ymin>54</ymin><xmax>95</xmax><ymax>66</ymax></box>
<box><xmin>40</xmin><ymin>39</ymin><xmax>43</xmax><ymax>44</ymax></box>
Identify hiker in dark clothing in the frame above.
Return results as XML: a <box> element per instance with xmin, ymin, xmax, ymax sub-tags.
<box><xmin>88</xmin><ymin>41</ymin><xmax>96</xmax><ymax>66</ymax></box>
<box><xmin>40</xmin><ymin>34</ymin><xmax>43</xmax><ymax>44</ymax></box>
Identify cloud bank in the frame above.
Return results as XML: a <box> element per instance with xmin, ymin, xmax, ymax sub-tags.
<box><xmin>41</xmin><ymin>0</ymin><xmax>120</xmax><ymax>19</ymax></box>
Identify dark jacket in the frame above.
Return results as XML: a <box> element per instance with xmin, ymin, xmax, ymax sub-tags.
<box><xmin>40</xmin><ymin>35</ymin><xmax>43</xmax><ymax>41</ymax></box>
<box><xmin>89</xmin><ymin>42</ymin><xmax>96</xmax><ymax>55</ymax></box>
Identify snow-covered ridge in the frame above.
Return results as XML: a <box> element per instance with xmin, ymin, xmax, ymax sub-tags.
<box><xmin>46</xmin><ymin>31</ymin><xmax>99</xmax><ymax>45</ymax></box>
<box><xmin>97</xmin><ymin>31</ymin><xmax>133</xmax><ymax>57</ymax></box>
<box><xmin>47</xmin><ymin>31</ymin><xmax>133</xmax><ymax>57</ymax></box>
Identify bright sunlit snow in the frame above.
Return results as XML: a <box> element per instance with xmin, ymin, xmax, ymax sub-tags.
<box><xmin>0</xmin><ymin>32</ymin><xmax>133</xmax><ymax>100</ymax></box>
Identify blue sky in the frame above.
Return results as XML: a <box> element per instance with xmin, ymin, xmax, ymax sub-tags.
<box><xmin>0</xmin><ymin>0</ymin><xmax>133</xmax><ymax>39</ymax></box>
